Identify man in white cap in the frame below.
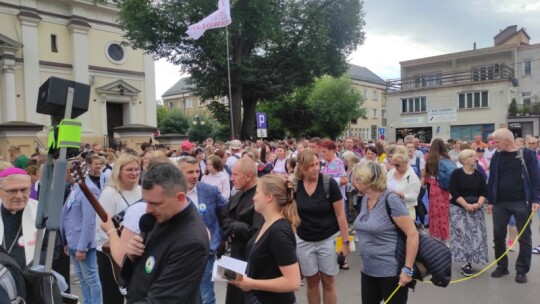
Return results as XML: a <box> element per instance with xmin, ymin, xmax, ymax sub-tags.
<box><xmin>225</xmin><ymin>140</ymin><xmax>242</xmax><ymax>174</ymax></box>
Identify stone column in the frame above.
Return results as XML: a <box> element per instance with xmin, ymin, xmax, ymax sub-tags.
<box><xmin>68</xmin><ymin>19</ymin><xmax>92</xmax><ymax>131</ymax></box>
<box><xmin>144</xmin><ymin>54</ymin><xmax>157</xmax><ymax>126</ymax></box>
<box><xmin>101</xmin><ymin>94</ymin><xmax>108</xmax><ymax>136</ymax></box>
<box><xmin>18</xmin><ymin>10</ymin><xmax>41</xmax><ymax>124</ymax></box>
<box><xmin>1</xmin><ymin>53</ymin><xmax>17</xmax><ymax>121</ymax></box>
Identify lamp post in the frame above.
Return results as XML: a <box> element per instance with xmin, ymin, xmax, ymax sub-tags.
<box><xmin>193</xmin><ymin>114</ymin><xmax>205</xmax><ymax>126</ymax></box>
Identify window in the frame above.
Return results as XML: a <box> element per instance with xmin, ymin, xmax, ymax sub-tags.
<box><xmin>414</xmin><ymin>73</ymin><xmax>442</xmax><ymax>88</ymax></box>
<box><xmin>472</xmin><ymin>64</ymin><xmax>501</xmax><ymax>81</ymax></box>
<box><xmin>363</xmin><ymin>89</ymin><xmax>367</xmax><ymax>98</ymax></box>
<box><xmin>401</xmin><ymin>97</ymin><xmax>427</xmax><ymax>113</ymax></box>
<box><xmin>50</xmin><ymin>35</ymin><xmax>58</xmax><ymax>53</ymax></box>
<box><xmin>382</xmin><ymin>110</ymin><xmax>387</xmax><ymax>126</ymax></box>
<box><xmin>373</xmin><ymin>90</ymin><xmax>378</xmax><ymax>101</ymax></box>
<box><xmin>458</xmin><ymin>91</ymin><xmax>488</xmax><ymax>109</ymax></box>
<box><xmin>105</xmin><ymin>42</ymin><xmax>127</xmax><ymax>64</ymax></box>
<box><xmin>169</xmin><ymin>102</ymin><xmax>174</xmax><ymax>109</ymax></box>
<box><xmin>186</xmin><ymin>97</ymin><xmax>193</xmax><ymax>108</ymax></box>
<box><xmin>523</xmin><ymin>60</ymin><xmax>532</xmax><ymax>75</ymax></box>
<box><xmin>372</xmin><ymin>109</ymin><xmax>377</xmax><ymax>118</ymax></box>
<box><xmin>522</xmin><ymin>92</ymin><xmax>532</xmax><ymax>105</ymax></box>
<box><xmin>351</xmin><ymin>118</ymin><xmax>357</xmax><ymax>124</ymax></box>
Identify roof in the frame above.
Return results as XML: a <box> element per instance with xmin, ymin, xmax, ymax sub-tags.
<box><xmin>347</xmin><ymin>64</ymin><xmax>386</xmax><ymax>86</ymax></box>
<box><xmin>161</xmin><ymin>77</ymin><xmax>195</xmax><ymax>97</ymax></box>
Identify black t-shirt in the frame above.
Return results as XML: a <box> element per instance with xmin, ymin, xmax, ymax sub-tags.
<box><xmin>498</xmin><ymin>151</ymin><xmax>525</xmax><ymax>202</ymax></box>
<box><xmin>449</xmin><ymin>168</ymin><xmax>488</xmax><ymax>207</ymax></box>
<box><xmin>1</xmin><ymin>205</ymin><xmax>25</xmax><ymax>269</ymax></box>
<box><xmin>296</xmin><ymin>173</ymin><xmax>343</xmax><ymax>241</ymax></box>
<box><xmin>246</xmin><ymin>218</ymin><xmax>297</xmax><ymax>304</ymax></box>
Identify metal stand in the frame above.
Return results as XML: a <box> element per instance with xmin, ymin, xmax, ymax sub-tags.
<box><xmin>33</xmin><ymin>87</ymin><xmax>74</xmax><ymax>272</ymax></box>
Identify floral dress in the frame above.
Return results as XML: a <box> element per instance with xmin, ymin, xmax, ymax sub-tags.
<box><xmin>426</xmin><ymin>176</ymin><xmax>450</xmax><ymax>240</ymax></box>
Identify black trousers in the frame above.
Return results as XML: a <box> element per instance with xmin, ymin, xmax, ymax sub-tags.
<box><xmin>97</xmin><ymin>250</ymin><xmax>124</xmax><ymax>304</ymax></box>
<box><xmin>361</xmin><ymin>272</ymin><xmax>408</xmax><ymax>304</ymax></box>
<box><xmin>492</xmin><ymin>201</ymin><xmax>533</xmax><ymax>274</ymax></box>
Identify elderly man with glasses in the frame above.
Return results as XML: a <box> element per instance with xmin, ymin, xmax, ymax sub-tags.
<box><xmin>0</xmin><ymin>167</ymin><xmax>40</xmax><ymax>269</ymax></box>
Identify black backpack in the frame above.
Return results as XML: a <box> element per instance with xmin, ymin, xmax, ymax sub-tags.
<box><xmin>0</xmin><ymin>246</ymin><xmax>26</xmax><ymax>303</ymax></box>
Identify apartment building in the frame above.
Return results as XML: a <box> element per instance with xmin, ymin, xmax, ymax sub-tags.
<box><xmin>385</xmin><ymin>25</ymin><xmax>540</xmax><ymax>143</ymax></box>
<box><xmin>346</xmin><ymin>64</ymin><xmax>387</xmax><ymax>141</ymax></box>
<box><xmin>0</xmin><ymin>0</ymin><xmax>157</xmax><ymax>154</ymax></box>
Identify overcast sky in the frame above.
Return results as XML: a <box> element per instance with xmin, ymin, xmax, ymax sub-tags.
<box><xmin>154</xmin><ymin>0</ymin><xmax>540</xmax><ymax>100</ymax></box>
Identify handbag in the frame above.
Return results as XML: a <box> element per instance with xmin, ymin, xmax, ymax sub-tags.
<box><xmin>384</xmin><ymin>193</ymin><xmax>452</xmax><ymax>287</ymax></box>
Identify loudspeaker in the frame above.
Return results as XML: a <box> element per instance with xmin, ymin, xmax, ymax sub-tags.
<box><xmin>36</xmin><ymin>77</ymin><xmax>90</xmax><ymax>119</ymax></box>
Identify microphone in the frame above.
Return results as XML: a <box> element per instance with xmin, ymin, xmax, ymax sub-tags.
<box><xmin>139</xmin><ymin>213</ymin><xmax>156</xmax><ymax>244</ymax></box>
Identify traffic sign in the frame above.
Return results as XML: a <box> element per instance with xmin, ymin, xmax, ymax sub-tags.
<box><xmin>379</xmin><ymin>128</ymin><xmax>385</xmax><ymax>135</ymax></box>
<box><xmin>256</xmin><ymin>112</ymin><xmax>267</xmax><ymax>129</ymax></box>
<box><xmin>257</xmin><ymin>128</ymin><xmax>267</xmax><ymax>138</ymax></box>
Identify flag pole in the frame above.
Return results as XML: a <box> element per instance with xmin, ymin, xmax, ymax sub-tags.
<box><xmin>226</xmin><ymin>26</ymin><xmax>234</xmax><ymax>139</ymax></box>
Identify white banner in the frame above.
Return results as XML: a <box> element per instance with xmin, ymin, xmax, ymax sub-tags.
<box><xmin>186</xmin><ymin>0</ymin><xmax>232</xmax><ymax>40</ymax></box>
<box><xmin>427</xmin><ymin>107</ymin><xmax>457</xmax><ymax>123</ymax></box>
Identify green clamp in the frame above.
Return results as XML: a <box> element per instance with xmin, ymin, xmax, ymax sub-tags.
<box><xmin>57</xmin><ymin>119</ymin><xmax>82</xmax><ymax>148</ymax></box>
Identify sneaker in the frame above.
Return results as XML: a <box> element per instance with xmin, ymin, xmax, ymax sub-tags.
<box><xmin>491</xmin><ymin>268</ymin><xmax>510</xmax><ymax>278</ymax></box>
<box><xmin>532</xmin><ymin>245</ymin><xmax>540</xmax><ymax>254</ymax></box>
<box><xmin>515</xmin><ymin>273</ymin><xmax>528</xmax><ymax>284</ymax></box>
<box><xmin>461</xmin><ymin>263</ymin><xmax>473</xmax><ymax>277</ymax></box>
<box><xmin>508</xmin><ymin>240</ymin><xmax>516</xmax><ymax>252</ymax></box>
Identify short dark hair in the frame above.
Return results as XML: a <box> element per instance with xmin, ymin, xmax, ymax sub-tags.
<box><xmin>142</xmin><ymin>163</ymin><xmax>186</xmax><ymax>196</ymax></box>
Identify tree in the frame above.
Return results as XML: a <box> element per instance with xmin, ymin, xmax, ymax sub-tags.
<box><xmin>187</xmin><ymin>114</ymin><xmax>214</xmax><ymax>144</ymax></box>
<box><xmin>115</xmin><ymin>0</ymin><xmax>365</xmax><ymax>139</ymax></box>
<box><xmin>158</xmin><ymin>109</ymin><xmax>190</xmax><ymax>134</ymax></box>
<box><xmin>257</xmin><ymin>75</ymin><xmax>365</xmax><ymax>139</ymax></box>
<box><xmin>508</xmin><ymin>98</ymin><xmax>517</xmax><ymax>116</ymax></box>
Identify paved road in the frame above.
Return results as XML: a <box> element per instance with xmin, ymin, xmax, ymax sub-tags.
<box><xmin>70</xmin><ymin>212</ymin><xmax>540</xmax><ymax>303</ymax></box>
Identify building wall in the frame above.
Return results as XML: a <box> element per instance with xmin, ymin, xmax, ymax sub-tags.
<box><xmin>346</xmin><ymin>79</ymin><xmax>386</xmax><ymax>141</ymax></box>
<box><xmin>0</xmin><ymin>0</ymin><xmax>157</xmax><ymax>149</ymax></box>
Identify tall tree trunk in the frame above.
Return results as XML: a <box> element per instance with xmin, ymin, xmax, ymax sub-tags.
<box><xmin>241</xmin><ymin>99</ymin><xmax>257</xmax><ymax>140</ymax></box>
<box><xmin>231</xmin><ymin>88</ymin><xmax>242</xmax><ymax>139</ymax></box>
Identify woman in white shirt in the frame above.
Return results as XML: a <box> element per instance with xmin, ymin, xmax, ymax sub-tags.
<box><xmin>386</xmin><ymin>146</ymin><xmax>421</xmax><ymax>220</ymax></box>
<box><xmin>201</xmin><ymin>154</ymin><xmax>231</xmax><ymax>199</ymax></box>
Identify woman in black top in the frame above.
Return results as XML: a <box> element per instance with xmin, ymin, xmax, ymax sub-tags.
<box><xmin>448</xmin><ymin>149</ymin><xmax>489</xmax><ymax>277</ymax></box>
<box><xmin>229</xmin><ymin>174</ymin><xmax>301</xmax><ymax>304</ymax></box>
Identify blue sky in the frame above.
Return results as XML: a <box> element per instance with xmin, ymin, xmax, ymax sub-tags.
<box><xmin>155</xmin><ymin>0</ymin><xmax>540</xmax><ymax>99</ymax></box>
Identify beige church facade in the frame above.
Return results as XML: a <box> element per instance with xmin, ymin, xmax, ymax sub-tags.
<box><xmin>0</xmin><ymin>0</ymin><xmax>157</xmax><ymax>157</ymax></box>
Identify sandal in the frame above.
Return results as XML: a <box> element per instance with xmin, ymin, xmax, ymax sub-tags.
<box><xmin>340</xmin><ymin>262</ymin><xmax>350</xmax><ymax>270</ymax></box>
<box><xmin>533</xmin><ymin>246</ymin><xmax>540</xmax><ymax>254</ymax></box>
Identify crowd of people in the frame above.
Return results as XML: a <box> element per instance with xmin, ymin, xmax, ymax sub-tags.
<box><xmin>0</xmin><ymin>127</ymin><xmax>539</xmax><ymax>304</ymax></box>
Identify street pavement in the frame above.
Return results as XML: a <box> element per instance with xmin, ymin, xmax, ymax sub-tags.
<box><xmin>70</xmin><ymin>211</ymin><xmax>540</xmax><ymax>303</ymax></box>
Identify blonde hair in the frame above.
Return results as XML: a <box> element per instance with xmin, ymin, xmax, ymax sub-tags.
<box><xmin>295</xmin><ymin>150</ymin><xmax>318</xmax><ymax>180</ymax></box>
<box><xmin>391</xmin><ymin>145</ymin><xmax>409</xmax><ymax>164</ymax></box>
<box><xmin>0</xmin><ymin>161</ymin><xmax>14</xmax><ymax>172</ymax></box>
<box><xmin>458</xmin><ymin>149</ymin><xmax>476</xmax><ymax>164</ymax></box>
<box><xmin>259</xmin><ymin>174</ymin><xmax>300</xmax><ymax>228</ymax></box>
<box><xmin>108</xmin><ymin>154</ymin><xmax>141</xmax><ymax>191</ymax></box>
<box><xmin>352</xmin><ymin>161</ymin><xmax>387</xmax><ymax>192</ymax></box>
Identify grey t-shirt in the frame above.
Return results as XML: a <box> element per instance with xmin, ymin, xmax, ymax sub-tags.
<box><xmin>353</xmin><ymin>191</ymin><xmax>409</xmax><ymax>277</ymax></box>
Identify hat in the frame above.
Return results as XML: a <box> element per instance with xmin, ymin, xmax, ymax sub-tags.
<box><xmin>181</xmin><ymin>141</ymin><xmax>194</xmax><ymax>150</ymax></box>
<box><xmin>476</xmin><ymin>147</ymin><xmax>485</xmax><ymax>152</ymax></box>
<box><xmin>0</xmin><ymin>167</ymin><xmax>28</xmax><ymax>178</ymax></box>
<box><xmin>229</xmin><ymin>140</ymin><xmax>242</xmax><ymax>150</ymax></box>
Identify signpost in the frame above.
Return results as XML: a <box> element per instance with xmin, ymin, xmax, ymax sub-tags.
<box><xmin>427</xmin><ymin>108</ymin><xmax>457</xmax><ymax>123</ymax></box>
<box><xmin>256</xmin><ymin>112</ymin><xmax>267</xmax><ymax>138</ymax></box>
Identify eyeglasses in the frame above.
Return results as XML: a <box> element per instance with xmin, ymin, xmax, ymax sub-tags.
<box><xmin>0</xmin><ymin>187</ymin><xmax>30</xmax><ymax>196</ymax></box>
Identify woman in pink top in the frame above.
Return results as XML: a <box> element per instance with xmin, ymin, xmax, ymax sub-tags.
<box><xmin>201</xmin><ymin>155</ymin><xmax>231</xmax><ymax>199</ymax></box>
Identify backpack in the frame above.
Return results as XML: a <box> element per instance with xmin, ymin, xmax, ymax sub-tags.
<box><xmin>411</xmin><ymin>157</ymin><xmax>421</xmax><ymax>178</ymax></box>
<box><xmin>437</xmin><ymin>158</ymin><xmax>457</xmax><ymax>190</ymax></box>
<box><xmin>0</xmin><ymin>247</ymin><xmax>26</xmax><ymax>303</ymax></box>
<box><xmin>293</xmin><ymin>173</ymin><xmax>331</xmax><ymax>199</ymax></box>
<box><xmin>383</xmin><ymin>193</ymin><xmax>452</xmax><ymax>287</ymax></box>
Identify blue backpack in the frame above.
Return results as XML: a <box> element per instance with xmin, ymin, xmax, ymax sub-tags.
<box><xmin>437</xmin><ymin>158</ymin><xmax>457</xmax><ymax>190</ymax></box>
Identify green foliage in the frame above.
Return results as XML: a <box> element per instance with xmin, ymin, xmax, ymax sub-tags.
<box><xmin>508</xmin><ymin>98</ymin><xmax>517</xmax><ymax>116</ymax></box>
<box><xmin>257</xmin><ymin>75</ymin><xmax>364</xmax><ymax>139</ymax></box>
<box><xmin>156</xmin><ymin>105</ymin><xmax>168</xmax><ymax>127</ymax></box>
<box><xmin>115</xmin><ymin>0</ymin><xmax>365</xmax><ymax>139</ymax></box>
<box><xmin>158</xmin><ymin>109</ymin><xmax>190</xmax><ymax>134</ymax></box>
<box><xmin>206</xmin><ymin>101</ymin><xmax>230</xmax><ymax>125</ymax></box>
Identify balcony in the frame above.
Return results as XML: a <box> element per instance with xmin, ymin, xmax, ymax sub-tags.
<box><xmin>386</xmin><ymin>64</ymin><xmax>514</xmax><ymax>93</ymax></box>
<box><xmin>508</xmin><ymin>102</ymin><xmax>540</xmax><ymax>117</ymax></box>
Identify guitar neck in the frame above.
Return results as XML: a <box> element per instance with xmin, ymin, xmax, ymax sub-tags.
<box><xmin>78</xmin><ymin>183</ymin><xmax>108</xmax><ymax>222</ymax></box>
